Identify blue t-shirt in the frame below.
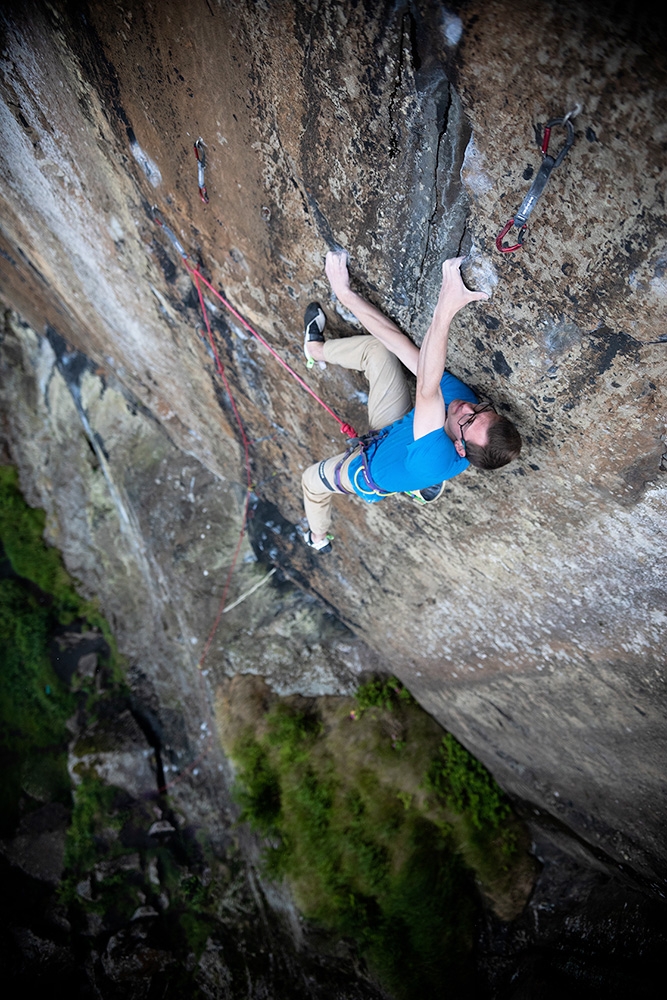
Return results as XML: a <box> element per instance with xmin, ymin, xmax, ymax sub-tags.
<box><xmin>348</xmin><ymin>372</ymin><xmax>477</xmax><ymax>501</ymax></box>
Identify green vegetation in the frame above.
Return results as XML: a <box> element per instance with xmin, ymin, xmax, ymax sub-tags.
<box><xmin>225</xmin><ymin>676</ymin><xmax>536</xmax><ymax>1000</ymax></box>
<box><xmin>426</xmin><ymin>733</ymin><xmax>510</xmax><ymax>833</ymax></box>
<box><xmin>0</xmin><ymin>465</ymin><xmax>122</xmax><ymax>669</ymax></box>
<box><xmin>59</xmin><ymin>773</ymin><xmax>142</xmax><ymax>923</ymax></box>
<box><xmin>61</xmin><ymin>770</ymin><xmax>218</xmax><ymax>958</ymax></box>
<box><xmin>0</xmin><ymin>465</ymin><xmax>227</xmax><ymax>969</ymax></box>
<box><xmin>62</xmin><ymin>774</ymin><xmax>121</xmax><ymax>886</ymax></box>
<box><xmin>355</xmin><ymin>674</ymin><xmax>414</xmax><ymax>713</ymax></box>
<box><xmin>0</xmin><ymin>462</ymin><xmax>124</xmax><ymax>834</ymax></box>
<box><xmin>0</xmin><ymin>574</ymin><xmax>73</xmax><ymax>825</ymax></box>
<box><xmin>0</xmin><ymin>466</ymin><xmax>83</xmax><ymax>831</ymax></box>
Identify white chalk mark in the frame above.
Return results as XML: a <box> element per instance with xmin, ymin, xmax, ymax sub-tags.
<box><xmin>442</xmin><ymin>11</ymin><xmax>463</xmax><ymax>46</ymax></box>
<box><xmin>130</xmin><ymin>139</ymin><xmax>162</xmax><ymax>187</ymax></box>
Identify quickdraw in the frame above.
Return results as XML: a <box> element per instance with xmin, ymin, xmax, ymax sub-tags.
<box><xmin>496</xmin><ymin>105</ymin><xmax>580</xmax><ymax>253</ymax></box>
<box><xmin>194</xmin><ymin>138</ymin><xmax>209</xmax><ymax>204</ymax></box>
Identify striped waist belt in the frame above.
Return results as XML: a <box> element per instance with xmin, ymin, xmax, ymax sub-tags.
<box><xmin>317</xmin><ymin>448</ymin><xmax>393</xmax><ymax>500</ymax></box>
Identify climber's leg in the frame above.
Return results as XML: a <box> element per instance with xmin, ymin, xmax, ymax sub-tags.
<box><xmin>322</xmin><ymin>335</ymin><xmax>411</xmax><ymax>429</ymax></box>
<box><xmin>301</xmin><ymin>451</ymin><xmax>349</xmax><ymax>545</ymax></box>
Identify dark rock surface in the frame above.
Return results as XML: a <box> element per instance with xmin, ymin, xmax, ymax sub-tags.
<box><xmin>1</xmin><ymin>0</ymin><xmax>666</xmax><ymax>994</ymax></box>
<box><xmin>478</xmin><ymin>831</ymin><xmax>666</xmax><ymax>999</ymax></box>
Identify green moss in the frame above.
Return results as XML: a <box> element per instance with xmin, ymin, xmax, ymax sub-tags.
<box><xmin>0</xmin><ymin>467</ymin><xmax>110</xmax><ymax>832</ymax></box>
<box><xmin>0</xmin><ymin>465</ymin><xmax>124</xmax><ymax>681</ymax></box>
<box><xmin>62</xmin><ymin>774</ymin><xmax>120</xmax><ymax>878</ymax></box>
<box><xmin>179</xmin><ymin>910</ymin><xmax>214</xmax><ymax>958</ymax></box>
<box><xmin>425</xmin><ymin>732</ymin><xmax>511</xmax><ymax>834</ymax></box>
<box><xmin>368</xmin><ymin>818</ymin><xmax>477</xmax><ymax>997</ymax></box>
<box><xmin>225</xmin><ymin>676</ymin><xmax>537</xmax><ymax>998</ymax></box>
<box><xmin>0</xmin><ymin>574</ymin><xmax>75</xmax><ymax>831</ymax></box>
<box><xmin>232</xmin><ymin>736</ymin><xmax>281</xmax><ymax>834</ymax></box>
<box><xmin>0</xmin><ymin>465</ymin><xmax>229</xmax><ymax>964</ymax></box>
<box><xmin>355</xmin><ymin>675</ymin><xmax>414</xmax><ymax>713</ymax></box>
<box><xmin>230</xmin><ymin>697</ymin><xmax>495</xmax><ymax>998</ymax></box>
<box><xmin>0</xmin><ymin>466</ymin><xmax>78</xmax><ymax>620</ymax></box>
<box><xmin>0</xmin><ymin>464</ymin><xmax>129</xmax><ymax>845</ymax></box>
<box><xmin>0</xmin><ymin>579</ymin><xmax>74</xmax><ymax>742</ymax></box>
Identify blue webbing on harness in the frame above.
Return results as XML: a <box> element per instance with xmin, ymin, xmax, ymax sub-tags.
<box><xmin>334</xmin><ymin>429</ymin><xmax>391</xmax><ymax>497</ymax></box>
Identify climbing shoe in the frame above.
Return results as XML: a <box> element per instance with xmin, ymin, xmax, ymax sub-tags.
<box><xmin>404</xmin><ymin>482</ymin><xmax>446</xmax><ymax>505</ymax></box>
<box><xmin>303</xmin><ymin>302</ymin><xmax>326</xmax><ymax>370</ymax></box>
<box><xmin>304</xmin><ymin>529</ymin><xmax>334</xmax><ymax>553</ymax></box>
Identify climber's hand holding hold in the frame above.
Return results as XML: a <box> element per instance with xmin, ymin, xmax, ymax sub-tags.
<box><xmin>325</xmin><ymin>250</ymin><xmax>351</xmax><ymax>302</ymax></box>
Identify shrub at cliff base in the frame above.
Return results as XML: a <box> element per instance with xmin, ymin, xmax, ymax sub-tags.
<box><xmin>227</xmin><ymin>675</ymin><xmax>536</xmax><ymax>1000</ymax></box>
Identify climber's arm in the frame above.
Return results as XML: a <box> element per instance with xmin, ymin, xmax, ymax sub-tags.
<box><xmin>413</xmin><ymin>258</ymin><xmax>489</xmax><ymax>440</ymax></box>
<box><xmin>324</xmin><ymin>251</ymin><xmax>420</xmax><ymax>374</ymax></box>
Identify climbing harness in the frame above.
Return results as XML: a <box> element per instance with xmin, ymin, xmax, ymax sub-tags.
<box><xmin>350</xmin><ymin>431</ymin><xmax>393</xmax><ymax>497</ymax></box>
<box><xmin>496</xmin><ymin>105</ymin><xmax>580</xmax><ymax>253</ymax></box>
<box><xmin>194</xmin><ymin>138</ymin><xmax>209</xmax><ymax>204</ymax></box>
<box><xmin>321</xmin><ymin>430</ymin><xmax>446</xmax><ymax>505</ymax></box>
<box><xmin>315</xmin><ymin>430</ymin><xmax>392</xmax><ymax>498</ymax></box>
<box><xmin>331</xmin><ymin>429</ymin><xmax>394</xmax><ymax>499</ymax></box>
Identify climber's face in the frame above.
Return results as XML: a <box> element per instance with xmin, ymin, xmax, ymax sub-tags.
<box><xmin>445</xmin><ymin>399</ymin><xmax>496</xmax><ymax>458</ymax></box>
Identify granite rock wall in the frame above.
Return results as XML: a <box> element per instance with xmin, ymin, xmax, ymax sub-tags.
<box><xmin>1</xmin><ymin>0</ymin><xmax>666</xmax><ymax>895</ymax></box>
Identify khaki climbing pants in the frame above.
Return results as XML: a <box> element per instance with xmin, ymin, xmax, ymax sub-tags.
<box><xmin>301</xmin><ymin>335</ymin><xmax>412</xmax><ymax>537</ymax></box>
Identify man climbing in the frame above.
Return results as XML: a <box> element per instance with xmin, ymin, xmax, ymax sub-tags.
<box><xmin>301</xmin><ymin>251</ymin><xmax>522</xmax><ymax>551</ymax></box>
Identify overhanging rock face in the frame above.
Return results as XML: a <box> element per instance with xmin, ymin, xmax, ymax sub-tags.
<box><xmin>1</xmin><ymin>0</ymin><xmax>666</xmax><ymax>889</ymax></box>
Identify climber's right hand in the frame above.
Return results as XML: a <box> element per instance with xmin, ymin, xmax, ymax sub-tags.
<box><xmin>325</xmin><ymin>250</ymin><xmax>351</xmax><ymax>301</ymax></box>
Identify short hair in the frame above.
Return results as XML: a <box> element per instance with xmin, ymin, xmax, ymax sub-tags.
<box><xmin>465</xmin><ymin>414</ymin><xmax>522</xmax><ymax>470</ymax></box>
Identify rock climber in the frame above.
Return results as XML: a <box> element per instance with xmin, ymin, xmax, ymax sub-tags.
<box><xmin>301</xmin><ymin>251</ymin><xmax>522</xmax><ymax>552</ymax></box>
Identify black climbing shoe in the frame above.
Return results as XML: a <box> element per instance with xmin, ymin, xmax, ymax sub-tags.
<box><xmin>404</xmin><ymin>482</ymin><xmax>446</xmax><ymax>505</ymax></box>
<box><xmin>304</xmin><ymin>302</ymin><xmax>326</xmax><ymax>370</ymax></box>
<box><xmin>304</xmin><ymin>529</ymin><xmax>333</xmax><ymax>553</ymax></box>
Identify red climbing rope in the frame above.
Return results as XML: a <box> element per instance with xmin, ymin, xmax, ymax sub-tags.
<box><xmin>153</xmin><ymin>209</ymin><xmax>355</xmax><ymax>436</ymax></box>
<box><xmin>184</xmin><ymin>256</ymin><xmax>359</xmax><ymax>663</ymax></box>
<box><xmin>152</xmin><ymin>214</ymin><xmax>356</xmax><ymax>793</ymax></box>
<box><xmin>190</xmin><ymin>265</ymin><xmax>253</xmax><ymax>670</ymax></box>
<box><xmin>184</xmin><ymin>260</ymin><xmax>357</xmax><ymax>438</ymax></box>
<box><xmin>184</xmin><ymin>256</ymin><xmax>358</xmax><ymax>667</ymax></box>
<box><xmin>154</xmin><ymin>266</ymin><xmax>255</xmax><ymax>794</ymax></box>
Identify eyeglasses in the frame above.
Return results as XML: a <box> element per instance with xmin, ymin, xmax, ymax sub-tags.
<box><xmin>458</xmin><ymin>402</ymin><xmax>496</xmax><ymax>454</ymax></box>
